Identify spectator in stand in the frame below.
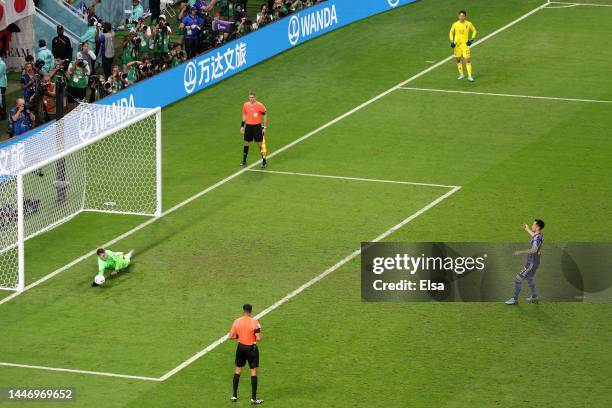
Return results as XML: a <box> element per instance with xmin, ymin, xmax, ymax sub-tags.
<box><xmin>8</xmin><ymin>98</ymin><xmax>35</xmax><ymax>137</ymax></box>
<box><xmin>131</xmin><ymin>0</ymin><xmax>145</xmax><ymax>22</ymax></box>
<box><xmin>65</xmin><ymin>54</ymin><xmax>91</xmax><ymax>109</ymax></box>
<box><xmin>20</xmin><ymin>62</ymin><xmax>35</xmax><ymax>103</ymax></box>
<box><xmin>0</xmin><ymin>55</ymin><xmax>6</xmax><ymax>120</ymax></box>
<box><xmin>52</xmin><ymin>25</ymin><xmax>73</xmax><ymax>62</ymax></box>
<box><xmin>81</xmin><ymin>18</ymin><xmax>99</xmax><ymax>58</ymax></box>
<box><xmin>180</xmin><ymin>6</ymin><xmax>203</xmax><ymax>59</ymax></box>
<box><xmin>36</xmin><ymin>40</ymin><xmax>55</xmax><ymax>75</ymax></box>
<box><xmin>99</xmin><ymin>22</ymin><xmax>115</xmax><ymax>78</ymax></box>
<box><xmin>256</xmin><ymin>4</ymin><xmax>271</xmax><ymax>28</ymax></box>
<box><xmin>77</xmin><ymin>42</ymin><xmax>97</xmax><ymax>71</ymax></box>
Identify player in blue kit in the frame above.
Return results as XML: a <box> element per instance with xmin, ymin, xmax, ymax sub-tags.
<box><xmin>505</xmin><ymin>219</ymin><xmax>545</xmax><ymax>305</ymax></box>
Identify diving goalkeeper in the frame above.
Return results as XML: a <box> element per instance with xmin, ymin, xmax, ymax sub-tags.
<box><xmin>92</xmin><ymin>248</ymin><xmax>134</xmax><ymax>286</ymax></box>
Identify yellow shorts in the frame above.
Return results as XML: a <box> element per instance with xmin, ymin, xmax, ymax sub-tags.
<box><xmin>454</xmin><ymin>44</ymin><xmax>471</xmax><ymax>59</ymax></box>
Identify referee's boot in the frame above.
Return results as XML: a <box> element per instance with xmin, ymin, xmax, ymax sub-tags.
<box><xmin>251</xmin><ymin>398</ymin><xmax>264</xmax><ymax>405</ymax></box>
<box><xmin>240</xmin><ymin>161</ymin><xmax>247</xmax><ymax>167</ymax></box>
<box><xmin>260</xmin><ymin>159</ymin><xmax>267</xmax><ymax>169</ymax></box>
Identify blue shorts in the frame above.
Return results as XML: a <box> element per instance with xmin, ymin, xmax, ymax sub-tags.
<box><xmin>518</xmin><ymin>264</ymin><xmax>538</xmax><ymax>280</ymax></box>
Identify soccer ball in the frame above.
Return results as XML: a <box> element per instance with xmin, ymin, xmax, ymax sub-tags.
<box><xmin>94</xmin><ymin>275</ymin><xmax>106</xmax><ymax>285</ymax></box>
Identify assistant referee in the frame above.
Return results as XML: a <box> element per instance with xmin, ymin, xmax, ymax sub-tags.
<box><xmin>228</xmin><ymin>303</ymin><xmax>264</xmax><ymax>405</ymax></box>
<box><xmin>240</xmin><ymin>91</ymin><xmax>268</xmax><ymax>168</ymax></box>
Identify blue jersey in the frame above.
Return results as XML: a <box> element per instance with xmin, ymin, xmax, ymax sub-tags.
<box><xmin>525</xmin><ymin>233</ymin><xmax>543</xmax><ymax>267</ymax></box>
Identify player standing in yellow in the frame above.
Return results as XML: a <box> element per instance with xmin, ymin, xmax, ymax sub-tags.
<box><xmin>449</xmin><ymin>10</ymin><xmax>477</xmax><ymax>82</ymax></box>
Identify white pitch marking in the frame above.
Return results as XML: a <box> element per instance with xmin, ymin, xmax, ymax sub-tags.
<box><xmin>549</xmin><ymin>1</ymin><xmax>612</xmax><ymax>7</ymax></box>
<box><xmin>398</xmin><ymin>87</ymin><xmax>612</xmax><ymax>104</ymax></box>
<box><xmin>0</xmin><ymin>361</ymin><xmax>162</xmax><ymax>382</ymax></box>
<box><xmin>247</xmin><ymin>169</ymin><xmax>459</xmax><ymax>189</ymax></box>
<box><xmin>545</xmin><ymin>3</ymin><xmax>580</xmax><ymax>7</ymax></box>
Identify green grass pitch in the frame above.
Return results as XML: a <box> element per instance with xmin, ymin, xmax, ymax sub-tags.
<box><xmin>1</xmin><ymin>0</ymin><xmax>611</xmax><ymax>406</ymax></box>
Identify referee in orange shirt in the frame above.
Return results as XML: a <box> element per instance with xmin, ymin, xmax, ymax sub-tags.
<box><xmin>229</xmin><ymin>303</ymin><xmax>264</xmax><ymax>405</ymax></box>
<box><xmin>240</xmin><ymin>91</ymin><xmax>268</xmax><ymax>168</ymax></box>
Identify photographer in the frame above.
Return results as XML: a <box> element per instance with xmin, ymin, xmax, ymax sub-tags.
<box><xmin>8</xmin><ymin>98</ymin><xmax>35</xmax><ymax>137</ymax></box>
<box><xmin>137</xmin><ymin>57</ymin><xmax>155</xmax><ymax>80</ymax></box>
<box><xmin>236</xmin><ymin>15</ymin><xmax>252</xmax><ymax>37</ymax></box>
<box><xmin>125</xmin><ymin>60</ymin><xmax>144</xmax><ymax>85</ymax></box>
<box><xmin>169</xmin><ymin>44</ymin><xmax>187</xmax><ymax>67</ymax></box>
<box><xmin>65</xmin><ymin>55</ymin><xmax>91</xmax><ymax>110</ymax></box>
<box><xmin>180</xmin><ymin>6</ymin><xmax>204</xmax><ymax>59</ymax></box>
<box><xmin>78</xmin><ymin>42</ymin><xmax>97</xmax><ymax>71</ymax></box>
<box><xmin>29</xmin><ymin>60</ymin><xmax>54</xmax><ymax>125</ymax></box>
<box><xmin>134</xmin><ymin>20</ymin><xmax>153</xmax><ymax>60</ymax></box>
<box><xmin>109</xmin><ymin>65</ymin><xmax>128</xmax><ymax>93</ymax></box>
<box><xmin>20</xmin><ymin>62</ymin><xmax>35</xmax><ymax>102</ymax></box>
<box><xmin>88</xmin><ymin>74</ymin><xmax>108</xmax><ymax>102</ymax></box>
<box><xmin>121</xmin><ymin>31</ymin><xmax>138</xmax><ymax>71</ymax></box>
<box><xmin>153</xmin><ymin>15</ymin><xmax>172</xmax><ymax>60</ymax></box>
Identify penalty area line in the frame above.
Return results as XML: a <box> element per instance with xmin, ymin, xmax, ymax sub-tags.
<box><xmin>548</xmin><ymin>1</ymin><xmax>612</xmax><ymax>7</ymax></box>
<box><xmin>397</xmin><ymin>87</ymin><xmax>612</xmax><ymax>104</ymax></box>
<box><xmin>247</xmin><ymin>169</ymin><xmax>459</xmax><ymax>189</ymax></box>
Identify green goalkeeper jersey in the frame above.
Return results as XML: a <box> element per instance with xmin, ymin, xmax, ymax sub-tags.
<box><xmin>97</xmin><ymin>250</ymin><xmax>125</xmax><ymax>275</ymax></box>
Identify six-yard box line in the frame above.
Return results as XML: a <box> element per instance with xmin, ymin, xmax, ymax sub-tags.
<box><xmin>0</xmin><ymin>0</ymin><xmax>560</xmax><ymax>381</ymax></box>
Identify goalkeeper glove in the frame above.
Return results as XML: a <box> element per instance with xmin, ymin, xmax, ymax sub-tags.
<box><xmin>450</xmin><ymin>42</ymin><xmax>456</xmax><ymax>48</ymax></box>
<box><xmin>467</xmin><ymin>39</ymin><xmax>474</xmax><ymax>46</ymax></box>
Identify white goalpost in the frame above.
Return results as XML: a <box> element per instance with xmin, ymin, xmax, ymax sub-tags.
<box><xmin>0</xmin><ymin>103</ymin><xmax>162</xmax><ymax>292</ymax></box>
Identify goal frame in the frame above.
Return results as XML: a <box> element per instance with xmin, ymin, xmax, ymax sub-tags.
<box><xmin>11</xmin><ymin>106</ymin><xmax>162</xmax><ymax>292</ymax></box>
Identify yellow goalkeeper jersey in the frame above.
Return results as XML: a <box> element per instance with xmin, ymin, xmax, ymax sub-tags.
<box><xmin>449</xmin><ymin>20</ymin><xmax>477</xmax><ymax>46</ymax></box>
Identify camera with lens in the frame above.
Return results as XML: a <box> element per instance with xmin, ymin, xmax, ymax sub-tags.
<box><xmin>34</xmin><ymin>59</ymin><xmax>45</xmax><ymax>72</ymax></box>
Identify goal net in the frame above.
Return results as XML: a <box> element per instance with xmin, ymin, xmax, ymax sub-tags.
<box><xmin>0</xmin><ymin>103</ymin><xmax>161</xmax><ymax>291</ymax></box>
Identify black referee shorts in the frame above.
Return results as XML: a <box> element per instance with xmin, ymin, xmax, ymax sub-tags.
<box><xmin>235</xmin><ymin>343</ymin><xmax>259</xmax><ymax>368</ymax></box>
<box><xmin>244</xmin><ymin>124</ymin><xmax>263</xmax><ymax>143</ymax></box>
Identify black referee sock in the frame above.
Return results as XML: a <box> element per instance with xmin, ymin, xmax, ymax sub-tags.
<box><xmin>251</xmin><ymin>375</ymin><xmax>258</xmax><ymax>400</ymax></box>
<box><xmin>232</xmin><ymin>373</ymin><xmax>240</xmax><ymax>398</ymax></box>
<box><xmin>243</xmin><ymin>146</ymin><xmax>249</xmax><ymax>162</ymax></box>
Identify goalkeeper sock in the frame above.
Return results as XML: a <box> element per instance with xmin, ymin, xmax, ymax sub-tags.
<box><xmin>456</xmin><ymin>62</ymin><xmax>464</xmax><ymax>76</ymax></box>
<box><xmin>251</xmin><ymin>375</ymin><xmax>258</xmax><ymax>400</ymax></box>
<box><xmin>466</xmin><ymin>63</ymin><xmax>473</xmax><ymax>77</ymax></box>
<box><xmin>233</xmin><ymin>373</ymin><xmax>240</xmax><ymax>398</ymax></box>
<box><xmin>243</xmin><ymin>146</ymin><xmax>249</xmax><ymax>162</ymax></box>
